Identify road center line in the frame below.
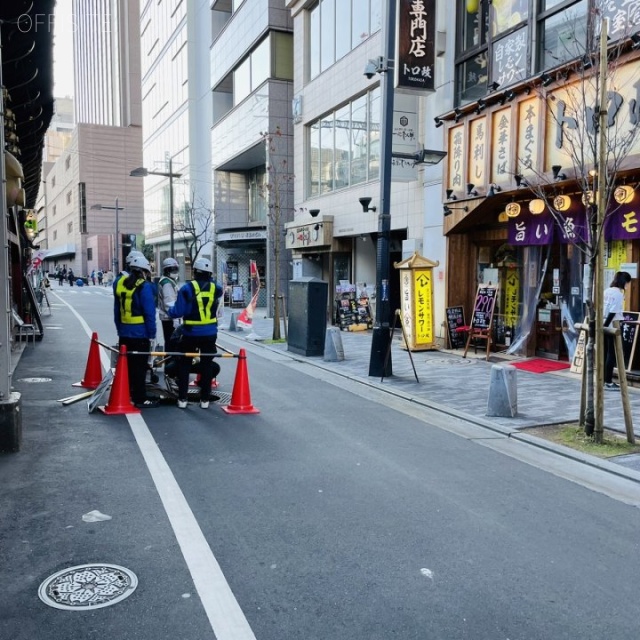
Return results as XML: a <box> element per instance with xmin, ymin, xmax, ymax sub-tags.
<box><xmin>127</xmin><ymin>413</ymin><xmax>257</xmax><ymax>640</ymax></box>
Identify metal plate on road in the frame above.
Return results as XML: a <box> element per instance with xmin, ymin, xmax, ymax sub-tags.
<box><xmin>38</xmin><ymin>563</ymin><xmax>138</xmax><ymax>610</ymax></box>
<box><xmin>87</xmin><ymin>369</ymin><xmax>113</xmax><ymax>413</ymax></box>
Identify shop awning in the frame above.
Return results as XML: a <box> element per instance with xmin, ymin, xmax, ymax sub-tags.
<box><xmin>43</xmin><ymin>244</ymin><xmax>76</xmax><ymax>259</ymax></box>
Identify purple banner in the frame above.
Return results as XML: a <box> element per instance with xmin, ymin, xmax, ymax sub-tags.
<box><xmin>556</xmin><ymin>210</ymin><xmax>589</xmax><ymax>244</ymax></box>
<box><xmin>508</xmin><ymin>211</ymin><xmax>554</xmax><ymax>246</ymax></box>
<box><xmin>604</xmin><ymin>204</ymin><xmax>640</xmax><ymax>241</ymax></box>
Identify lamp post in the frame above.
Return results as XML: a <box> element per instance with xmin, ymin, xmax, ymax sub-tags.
<box><xmin>130</xmin><ymin>159</ymin><xmax>182</xmax><ymax>257</ymax></box>
<box><xmin>364</xmin><ymin>0</ymin><xmax>446</xmax><ymax>377</ymax></box>
<box><xmin>91</xmin><ymin>198</ymin><xmax>123</xmax><ymax>273</ymax></box>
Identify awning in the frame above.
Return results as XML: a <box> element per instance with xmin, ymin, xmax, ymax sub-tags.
<box><xmin>43</xmin><ymin>244</ymin><xmax>76</xmax><ymax>259</ymax></box>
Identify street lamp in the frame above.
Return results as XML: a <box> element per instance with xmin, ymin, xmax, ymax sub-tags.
<box><xmin>91</xmin><ymin>198</ymin><xmax>123</xmax><ymax>273</ymax></box>
<box><xmin>130</xmin><ymin>159</ymin><xmax>182</xmax><ymax>257</ymax></box>
<box><xmin>364</xmin><ymin>0</ymin><xmax>446</xmax><ymax>378</ymax></box>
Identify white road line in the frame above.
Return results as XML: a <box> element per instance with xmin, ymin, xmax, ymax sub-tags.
<box><xmin>127</xmin><ymin>413</ymin><xmax>257</xmax><ymax>640</ymax></box>
<box><xmin>59</xmin><ymin>293</ymin><xmax>256</xmax><ymax>639</ymax></box>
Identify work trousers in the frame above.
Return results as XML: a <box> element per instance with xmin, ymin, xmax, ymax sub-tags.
<box><xmin>177</xmin><ymin>334</ymin><xmax>217</xmax><ymax>403</ymax></box>
<box><xmin>118</xmin><ymin>336</ymin><xmax>151</xmax><ymax>404</ymax></box>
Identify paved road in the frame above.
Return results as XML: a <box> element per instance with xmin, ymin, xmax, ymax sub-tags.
<box><xmin>2</xmin><ymin>286</ymin><xmax>640</xmax><ymax>639</ymax></box>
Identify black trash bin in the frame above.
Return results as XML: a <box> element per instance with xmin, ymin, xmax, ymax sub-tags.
<box><xmin>288</xmin><ymin>277</ymin><xmax>328</xmax><ymax>356</ymax></box>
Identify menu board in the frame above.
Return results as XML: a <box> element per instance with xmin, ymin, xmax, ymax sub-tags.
<box><xmin>621</xmin><ymin>312</ymin><xmax>640</xmax><ymax>371</ymax></box>
<box><xmin>446</xmin><ymin>306</ymin><xmax>466</xmax><ymax>349</ymax></box>
<box><xmin>470</xmin><ymin>285</ymin><xmax>498</xmax><ymax>332</ymax></box>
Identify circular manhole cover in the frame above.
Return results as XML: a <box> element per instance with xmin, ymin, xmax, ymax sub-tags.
<box><xmin>38</xmin><ymin>564</ymin><xmax>138</xmax><ymax>611</ymax></box>
<box><xmin>424</xmin><ymin>357</ymin><xmax>474</xmax><ymax>366</ymax></box>
<box><xmin>18</xmin><ymin>377</ymin><xmax>52</xmax><ymax>383</ymax></box>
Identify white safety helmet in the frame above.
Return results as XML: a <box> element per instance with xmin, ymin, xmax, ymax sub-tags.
<box><xmin>125</xmin><ymin>250</ymin><xmax>145</xmax><ymax>265</ymax></box>
<box><xmin>162</xmin><ymin>257</ymin><xmax>179</xmax><ymax>271</ymax></box>
<box><xmin>192</xmin><ymin>257</ymin><xmax>213</xmax><ymax>274</ymax></box>
<box><xmin>128</xmin><ymin>254</ymin><xmax>151</xmax><ymax>273</ymax></box>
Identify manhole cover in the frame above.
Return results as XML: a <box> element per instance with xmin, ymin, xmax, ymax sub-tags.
<box><xmin>424</xmin><ymin>358</ymin><xmax>474</xmax><ymax>366</ymax></box>
<box><xmin>18</xmin><ymin>377</ymin><xmax>52</xmax><ymax>383</ymax></box>
<box><xmin>38</xmin><ymin>564</ymin><xmax>138</xmax><ymax>610</ymax></box>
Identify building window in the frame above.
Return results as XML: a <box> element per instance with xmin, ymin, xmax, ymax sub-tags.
<box><xmin>233</xmin><ymin>36</ymin><xmax>273</xmax><ymax>106</ymax></box>
<box><xmin>87</xmin><ymin>248</ymin><xmax>93</xmax><ymax>261</ymax></box>
<box><xmin>53</xmin><ymin>230</ymin><xmax>57</xmax><ymax>241</ymax></box>
<box><xmin>248</xmin><ymin>166</ymin><xmax>268</xmax><ymax>223</ymax></box>
<box><xmin>65</xmin><ymin>155</ymin><xmax>71</xmax><ymax>170</ymax></box>
<box><xmin>309</xmin><ymin>0</ymin><xmax>382</xmax><ymax>80</ymax></box>
<box><xmin>52</xmin><ymin>175</ymin><xmax>56</xmax><ymax>188</ymax></box>
<box><xmin>52</xmin><ymin>205</ymin><xmax>57</xmax><ymax>217</ymax></box>
<box><xmin>306</xmin><ymin>87</ymin><xmax>381</xmax><ymax>197</ymax></box>
<box><xmin>66</xmin><ymin>191</ymin><xmax>72</xmax><ymax>204</ymax></box>
<box><xmin>67</xmin><ymin>221</ymin><xmax>73</xmax><ymax>234</ymax></box>
<box><xmin>455</xmin><ymin>0</ymin><xmax>602</xmax><ymax>107</ymax></box>
<box><xmin>79</xmin><ymin>182</ymin><xmax>87</xmax><ymax>233</ymax></box>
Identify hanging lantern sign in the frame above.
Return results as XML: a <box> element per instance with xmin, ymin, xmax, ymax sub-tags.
<box><xmin>614</xmin><ymin>185</ymin><xmax>635</xmax><ymax>204</ymax></box>
<box><xmin>505</xmin><ymin>202</ymin><xmax>521</xmax><ymax>218</ymax></box>
<box><xmin>529</xmin><ymin>198</ymin><xmax>545</xmax><ymax>214</ymax></box>
<box><xmin>553</xmin><ymin>195</ymin><xmax>572</xmax><ymax>211</ymax></box>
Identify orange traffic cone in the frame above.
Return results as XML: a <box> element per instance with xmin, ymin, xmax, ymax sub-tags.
<box><xmin>222</xmin><ymin>349</ymin><xmax>259</xmax><ymax>414</ymax></box>
<box><xmin>99</xmin><ymin>345</ymin><xmax>140</xmax><ymax>415</ymax></box>
<box><xmin>73</xmin><ymin>332</ymin><xmax>103</xmax><ymax>389</ymax></box>
<box><xmin>190</xmin><ymin>373</ymin><xmax>219</xmax><ymax>388</ymax></box>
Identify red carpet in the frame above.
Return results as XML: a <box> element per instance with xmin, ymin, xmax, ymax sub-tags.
<box><xmin>511</xmin><ymin>358</ymin><xmax>570</xmax><ymax>374</ymax></box>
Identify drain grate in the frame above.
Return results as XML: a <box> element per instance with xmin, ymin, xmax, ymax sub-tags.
<box><xmin>38</xmin><ymin>564</ymin><xmax>138</xmax><ymax>611</ymax></box>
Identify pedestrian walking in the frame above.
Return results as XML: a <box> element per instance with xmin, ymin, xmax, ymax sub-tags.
<box><xmin>68</xmin><ymin>269</ymin><xmax>75</xmax><ymax>286</ymax></box>
<box><xmin>91</xmin><ymin>269</ymin><xmax>96</xmax><ymax>286</ymax></box>
<box><xmin>157</xmin><ymin>257</ymin><xmax>181</xmax><ymax>347</ymax></box>
<box><xmin>167</xmin><ymin>257</ymin><xmax>223</xmax><ymax>409</ymax></box>
<box><xmin>603</xmin><ymin>270</ymin><xmax>632</xmax><ymax>390</ymax></box>
<box><xmin>57</xmin><ymin>268</ymin><xmax>65</xmax><ymax>286</ymax></box>
<box><xmin>97</xmin><ymin>269</ymin><xmax>103</xmax><ymax>286</ymax></box>
<box><xmin>113</xmin><ymin>254</ymin><xmax>160</xmax><ymax>408</ymax></box>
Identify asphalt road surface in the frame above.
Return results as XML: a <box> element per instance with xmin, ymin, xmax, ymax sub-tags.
<box><xmin>1</xmin><ymin>285</ymin><xmax>639</xmax><ymax>640</ymax></box>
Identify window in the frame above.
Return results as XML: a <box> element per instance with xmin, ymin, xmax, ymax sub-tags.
<box><xmin>67</xmin><ymin>221</ymin><xmax>73</xmax><ymax>234</ymax></box>
<box><xmin>248</xmin><ymin>166</ymin><xmax>267</xmax><ymax>223</ymax></box>
<box><xmin>52</xmin><ymin>205</ymin><xmax>57</xmax><ymax>217</ymax></box>
<box><xmin>52</xmin><ymin>175</ymin><xmax>56</xmax><ymax>188</ymax></box>
<box><xmin>87</xmin><ymin>248</ymin><xmax>93</xmax><ymax>261</ymax></box>
<box><xmin>309</xmin><ymin>0</ymin><xmax>382</xmax><ymax>79</ymax></box>
<box><xmin>66</xmin><ymin>191</ymin><xmax>72</xmax><ymax>204</ymax></box>
<box><xmin>53</xmin><ymin>230</ymin><xmax>57</xmax><ymax>241</ymax></box>
<box><xmin>306</xmin><ymin>88</ymin><xmax>380</xmax><ymax>197</ymax></box>
<box><xmin>233</xmin><ymin>35</ymin><xmax>273</xmax><ymax>106</ymax></box>
<box><xmin>455</xmin><ymin>0</ymin><xmax>599</xmax><ymax>107</ymax></box>
<box><xmin>65</xmin><ymin>155</ymin><xmax>71</xmax><ymax>170</ymax></box>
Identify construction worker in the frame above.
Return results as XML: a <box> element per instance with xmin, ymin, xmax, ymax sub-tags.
<box><xmin>113</xmin><ymin>254</ymin><xmax>160</xmax><ymax>408</ymax></box>
<box><xmin>167</xmin><ymin>257</ymin><xmax>223</xmax><ymax>409</ymax></box>
<box><xmin>157</xmin><ymin>257</ymin><xmax>181</xmax><ymax>347</ymax></box>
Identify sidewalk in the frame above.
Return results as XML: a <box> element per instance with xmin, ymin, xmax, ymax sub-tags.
<box><xmin>219</xmin><ymin>308</ymin><xmax>640</xmax><ymax>473</ymax></box>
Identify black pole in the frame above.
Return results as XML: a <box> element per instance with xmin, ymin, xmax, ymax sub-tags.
<box><xmin>169</xmin><ymin>157</ymin><xmax>175</xmax><ymax>257</ymax></box>
<box><xmin>368</xmin><ymin>0</ymin><xmax>396</xmax><ymax>378</ymax></box>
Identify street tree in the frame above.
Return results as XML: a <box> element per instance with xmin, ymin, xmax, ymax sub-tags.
<box><xmin>516</xmin><ymin>11</ymin><xmax>640</xmax><ymax>441</ymax></box>
<box><xmin>260</xmin><ymin>126</ymin><xmax>294</xmax><ymax>340</ymax></box>
<box><xmin>173</xmin><ymin>190</ymin><xmax>214</xmax><ymax>273</ymax></box>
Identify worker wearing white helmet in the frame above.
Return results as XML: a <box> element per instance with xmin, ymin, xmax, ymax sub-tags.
<box><xmin>113</xmin><ymin>254</ymin><xmax>159</xmax><ymax>408</ymax></box>
<box><xmin>157</xmin><ymin>257</ymin><xmax>181</xmax><ymax>346</ymax></box>
<box><xmin>167</xmin><ymin>256</ymin><xmax>224</xmax><ymax>409</ymax></box>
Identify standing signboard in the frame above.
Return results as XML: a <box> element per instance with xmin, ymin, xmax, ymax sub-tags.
<box><xmin>463</xmin><ymin>284</ymin><xmax>499</xmax><ymax>360</ymax></box>
<box><xmin>394</xmin><ymin>252</ymin><xmax>439</xmax><ymax>351</ymax></box>
<box><xmin>445</xmin><ymin>306</ymin><xmax>466</xmax><ymax>349</ymax></box>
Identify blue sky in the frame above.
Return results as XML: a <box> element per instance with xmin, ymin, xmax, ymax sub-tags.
<box><xmin>53</xmin><ymin>0</ymin><xmax>74</xmax><ymax>97</ymax></box>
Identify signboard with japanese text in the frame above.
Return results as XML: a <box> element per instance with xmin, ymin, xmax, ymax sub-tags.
<box><xmin>621</xmin><ymin>312</ymin><xmax>640</xmax><ymax>372</ymax></box>
<box><xmin>470</xmin><ymin>285</ymin><xmax>498</xmax><ymax>333</ymax></box>
<box><xmin>491</xmin><ymin>28</ymin><xmax>527</xmax><ymax>89</ymax></box>
<box><xmin>446</xmin><ymin>306</ymin><xmax>466</xmax><ymax>349</ymax></box>
<box><xmin>517</xmin><ymin>98</ymin><xmax>540</xmax><ymax>176</ymax></box>
<box><xmin>503</xmin><ymin>268</ymin><xmax>520</xmax><ymax>327</ymax></box>
<box><xmin>468</xmin><ymin>117</ymin><xmax>487</xmax><ymax>186</ymax></box>
<box><xmin>395</xmin><ymin>253</ymin><xmax>438</xmax><ymax>351</ymax></box>
<box><xmin>391</xmin><ymin>94</ymin><xmax>419</xmax><ymax>182</ymax></box>
<box><xmin>491</xmin><ymin>108</ymin><xmax>512</xmax><ymax>184</ymax></box>
<box><xmin>447</xmin><ymin>125</ymin><xmax>465</xmax><ymax>192</ymax></box>
<box><xmin>397</xmin><ymin>0</ymin><xmax>435</xmax><ymax>92</ymax></box>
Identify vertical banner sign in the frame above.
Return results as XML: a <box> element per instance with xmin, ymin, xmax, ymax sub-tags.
<box><xmin>413</xmin><ymin>269</ymin><xmax>433</xmax><ymax>346</ymax></box>
<box><xmin>397</xmin><ymin>0</ymin><xmax>436</xmax><ymax>92</ymax></box>
<box><xmin>237</xmin><ymin>260</ymin><xmax>261</xmax><ymax>329</ymax></box>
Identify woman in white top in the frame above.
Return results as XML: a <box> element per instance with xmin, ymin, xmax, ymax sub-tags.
<box><xmin>602</xmin><ymin>271</ymin><xmax>632</xmax><ymax>389</ymax></box>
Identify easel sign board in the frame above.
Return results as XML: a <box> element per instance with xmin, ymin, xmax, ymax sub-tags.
<box><xmin>621</xmin><ymin>312</ymin><xmax>640</xmax><ymax>372</ymax></box>
<box><xmin>445</xmin><ymin>306</ymin><xmax>466</xmax><ymax>349</ymax></box>
<box><xmin>570</xmin><ymin>323</ymin><xmax>587</xmax><ymax>374</ymax></box>
<box><xmin>470</xmin><ymin>285</ymin><xmax>498</xmax><ymax>331</ymax></box>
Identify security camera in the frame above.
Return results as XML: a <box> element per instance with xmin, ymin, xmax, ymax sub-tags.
<box><xmin>363</xmin><ymin>60</ymin><xmax>378</xmax><ymax>80</ymax></box>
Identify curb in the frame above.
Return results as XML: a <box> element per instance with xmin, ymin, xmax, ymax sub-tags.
<box><xmin>220</xmin><ymin>328</ymin><xmax>640</xmax><ymax>487</ymax></box>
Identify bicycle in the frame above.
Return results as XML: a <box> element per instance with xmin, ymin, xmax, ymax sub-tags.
<box><xmin>36</xmin><ymin>278</ymin><xmax>52</xmax><ymax>316</ymax></box>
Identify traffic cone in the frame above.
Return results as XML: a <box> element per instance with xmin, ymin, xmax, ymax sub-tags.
<box><xmin>222</xmin><ymin>349</ymin><xmax>259</xmax><ymax>414</ymax></box>
<box><xmin>190</xmin><ymin>373</ymin><xmax>219</xmax><ymax>388</ymax></box>
<box><xmin>99</xmin><ymin>345</ymin><xmax>140</xmax><ymax>415</ymax></box>
<box><xmin>73</xmin><ymin>332</ymin><xmax>103</xmax><ymax>389</ymax></box>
